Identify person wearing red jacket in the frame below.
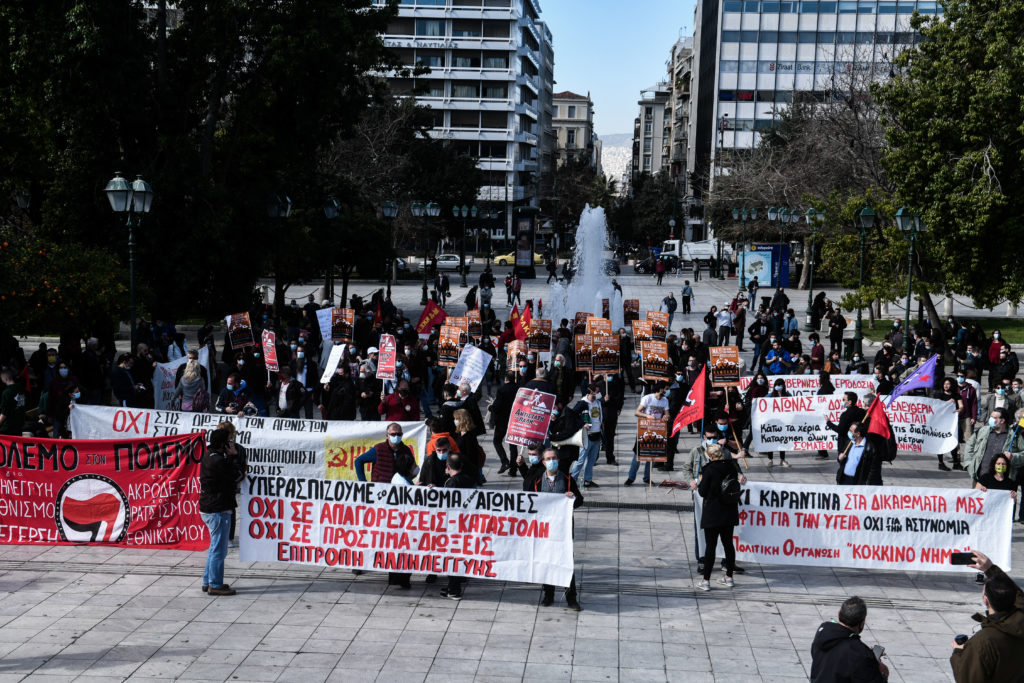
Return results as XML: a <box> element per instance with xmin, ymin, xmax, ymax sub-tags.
<box><xmin>378</xmin><ymin>380</ymin><xmax>420</xmax><ymax>421</ymax></box>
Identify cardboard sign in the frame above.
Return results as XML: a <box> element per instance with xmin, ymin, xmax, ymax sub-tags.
<box><xmin>450</xmin><ymin>344</ymin><xmax>494</xmax><ymax>393</ymax></box>
<box><xmin>316</xmin><ymin>308</ymin><xmax>333</xmax><ymax>344</ymax></box>
<box><xmin>331</xmin><ymin>308</ymin><xmax>355</xmax><ymax>343</ymax></box>
<box><xmin>637</xmin><ymin>418</ymin><xmax>668</xmax><ymax>462</ymax></box>
<box><xmin>0</xmin><ymin>433</ymin><xmax>209</xmax><ymax>549</ymax></box>
<box><xmin>376</xmin><ymin>334</ymin><xmax>397</xmax><ymax>381</ymax></box>
<box><xmin>631</xmin><ymin>320</ymin><xmax>653</xmax><ymax>344</ymax></box>
<box><xmin>319</xmin><ymin>344</ymin><xmax>346</xmax><ymax>384</ymax></box>
<box><xmin>466</xmin><ymin>310</ymin><xmax>482</xmax><ymax>338</ymax></box>
<box><xmin>709</xmin><ymin>346</ymin><xmax>741</xmax><ymax>387</ymax></box>
<box><xmin>438</xmin><ymin>326</ymin><xmax>462</xmax><ymax>367</ymax></box>
<box><xmin>640</xmin><ymin>341</ymin><xmax>671</xmax><ymax>381</ymax></box>
<box><xmin>505</xmin><ymin>388</ymin><xmax>557</xmax><ymax>447</ymax></box>
<box><xmin>227</xmin><ymin>312</ymin><xmax>255</xmax><ymax>350</ymax></box>
<box><xmin>592</xmin><ymin>335</ymin><xmax>620</xmax><ymax>375</ymax></box>
<box><xmin>506</xmin><ymin>339</ymin><xmax>528</xmax><ymax>369</ymax></box>
<box><xmin>262</xmin><ymin>329</ymin><xmax>279</xmax><ymax>372</ymax></box>
<box><xmin>586</xmin><ymin>317</ymin><xmax>613</xmax><ymax>337</ymax></box>
<box><xmin>527</xmin><ymin>319</ymin><xmax>553</xmax><ymax>352</ymax></box>
<box><xmin>415</xmin><ymin>300</ymin><xmax>448</xmax><ymax>338</ymax></box>
<box><xmin>447</xmin><ymin>316</ymin><xmax>469</xmax><ymax>333</ymax></box>
<box><xmin>646</xmin><ymin>311</ymin><xmax>669</xmax><ymax>341</ymax></box>
<box><xmin>573</xmin><ymin>312</ymin><xmax>592</xmax><ymax>336</ymax></box>
<box><xmin>624</xmin><ymin>299</ymin><xmax>640</xmax><ymax>324</ymax></box>
<box><xmin>575</xmin><ymin>334</ymin><xmax>593</xmax><ymax>373</ymax></box>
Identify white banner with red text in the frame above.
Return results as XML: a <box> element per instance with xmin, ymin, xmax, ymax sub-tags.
<box><xmin>239</xmin><ymin>480</ymin><xmax>575</xmax><ymax>586</ymax></box>
<box><xmin>750</xmin><ymin>394</ymin><xmax>957</xmax><ymax>454</ymax></box>
<box><xmin>695</xmin><ymin>482</ymin><xmax>1012</xmax><ymax>572</ymax></box>
<box><xmin>68</xmin><ymin>405</ymin><xmax>427</xmax><ymax>481</ymax></box>
<box><xmin>739</xmin><ymin>374</ymin><xmax>877</xmax><ymax>399</ymax></box>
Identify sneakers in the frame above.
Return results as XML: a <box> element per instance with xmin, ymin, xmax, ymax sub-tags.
<box><xmin>441</xmin><ymin>588</ymin><xmax>462</xmax><ymax>600</ymax></box>
<box><xmin>697</xmin><ymin>580</ymin><xmax>711</xmax><ymax>592</ymax></box>
<box><xmin>207</xmin><ymin>586</ymin><xmax>236</xmax><ymax>596</ymax></box>
<box><xmin>718</xmin><ymin>576</ymin><xmax>735</xmax><ymax>588</ymax></box>
<box><xmin>780</xmin><ymin>460</ymin><xmax>791</xmax><ymax>468</ymax></box>
<box><xmin>584</xmin><ymin>481</ymin><xmax>600</xmax><ymax>488</ymax></box>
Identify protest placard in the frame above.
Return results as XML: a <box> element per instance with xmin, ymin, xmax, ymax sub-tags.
<box><xmin>505</xmin><ymin>388</ymin><xmax>556</xmax><ymax>448</ymax></box>
<box><xmin>332</xmin><ymin>308</ymin><xmax>355</xmax><ymax>342</ymax></box>
<box><xmin>695</xmin><ymin>481</ymin><xmax>1013</xmax><ymax>572</ymax></box>
<box><xmin>646</xmin><ymin>311</ymin><xmax>669</xmax><ymax>341</ymax></box>
<box><xmin>319</xmin><ymin>344</ymin><xmax>346</xmax><ymax>384</ymax></box>
<box><xmin>623</xmin><ymin>299</ymin><xmax>640</xmax><ymax>324</ymax></box>
<box><xmin>438</xmin><ymin>326</ymin><xmax>462</xmax><ymax>367</ymax></box>
<box><xmin>0</xmin><ymin>433</ymin><xmax>208</xmax><ymax>549</ymax></box>
<box><xmin>506</xmin><ymin>340</ymin><xmax>528</xmax><ymax>369</ymax></box>
<box><xmin>152</xmin><ymin>357</ymin><xmax>188</xmax><ymax>410</ymax></box>
<box><xmin>226</xmin><ymin>312</ymin><xmax>256</xmax><ymax>349</ymax></box>
<box><xmin>573</xmin><ymin>312</ymin><xmax>592</xmax><ymax>335</ymax></box>
<box><xmin>738</xmin><ymin>374</ymin><xmax>877</xmax><ymax>399</ymax></box>
<box><xmin>592</xmin><ymin>335</ymin><xmax>620</xmax><ymax>375</ymax></box>
<box><xmin>450</xmin><ymin>344</ymin><xmax>494</xmax><ymax>392</ymax></box>
<box><xmin>631</xmin><ymin>320</ymin><xmax>653</xmax><ymax>344</ymax></box>
<box><xmin>575</xmin><ymin>334</ymin><xmax>593</xmax><ymax>373</ymax></box>
<box><xmin>709</xmin><ymin>346</ymin><xmax>741</xmax><ymax>387</ymax></box>
<box><xmin>376</xmin><ymin>334</ymin><xmax>397</xmax><ymax>381</ymax></box>
<box><xmin>750</xmin><ymin>395</ymin><xmax>958</xmax><ymax>453</ymax></box>
<box><xmin>527</xmin><ymin>319</ymin><xmax>552</xmax><ymax>352</ymax></box>
<box><xmin>640</xmin><ymin>341</ymin><xmax>671</xmax><ymax>381</ymax></box>
<box><xmin>586</xmin><ymin>317</ymin><xmax>613</xmax><ymax>337</ymax></box>
<box><xmin>68</xmin><ymin>405</ymin><xmax>428</xmax><ymax>479</ymax></box>
<box><xmin>637</xmin><ymin>418</ymin><xmax>668</xmax><ymax>462</ymax></box>
<box><xmin>466</xmin><ymin>310</ymin><xmax>482</xmax><ymax>338</ymax></box>
<box><xmin>262</xmin><ymin>329</ymin><xmax>279</xmax><ymax>372</ymax></box>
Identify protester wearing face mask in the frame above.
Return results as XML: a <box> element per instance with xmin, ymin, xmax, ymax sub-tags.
<box><xmin>354</xmin><ymin>423</ymin><xmax>414</xmax><ymax>484</ymax></box>
<box><xmin>983</xmin><ymin>378</ymin><xmax>1023</xmax><ymax>418</ymax></box>
<box><xmin>571</xmin><ymin>382</ymin><xmax>605</xmax><ymax>488</ymax></box>
<box><xmin>993</xmin><ymin>348</ymin><xmax>1020</xmax><ymax>393</ymax></box>
<box><xmin>625</xmin><ymin>382</ymin><xmax>669</xmax><ymax>486</ymax></box>
<box><xmin>215</xmin><ymin>373</ymin><xmax>253</xmax><ymax>415</ymax></box>
<box><xmin>766</xmin><ymin>381</ymin><xmax>792</xmax><ymax>467</ymax></box>
<box><xmin>45</xmin><ymin>361</ymin><xmax>78</xmax><ymax>438</ymax></box>
<box><xmin>525</xmin><ymin>447</ymin><xmax>582</xmax><ymax>611</ymax></box>
<box><xmin>948</xmin><ymin>549</ymin><xmax>1024</xmax><ymax>676</ymax></box>
<box><xmin>516</xmin><ymin>442</ymin><xmax>545</xmax><ymax>479</ymax></box>
<box><xmin>488</xmin><ymin>373</ymin><xmax>519</xmax><ymax>475</ymax></box>
<box><xmin>964</xmin><ymin>408</ymin><xmax>1016</xmax><ymax>487</ymax></box>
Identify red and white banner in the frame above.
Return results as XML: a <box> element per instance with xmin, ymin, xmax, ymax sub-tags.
<box><xmin>0</xmin><ymin>433</ymin><xmax>208</xmax><ymax>549</ymax></box>
<box><xmin>750</xmin><ymin>395</ymin><xmax>957</xmax><ymax>454</ymax></box>
<box><xmin>239</xmin><ymin>480</ymin><xmax>575</xmax><ymax>586</ymax></box>
<box><xmin>739</xmin><ymin>374</ymin><xmax>877</xmax><ymax>399</ymax></box>
<box><xmin>376</xmin><ymin>334</ymin><xmax>397</xmax><ymax>381</ymax></box>
<box><xmin>262</xmin><ymin>329</ymin><xmax>279</xmax><ymax>372</ymax></box>
<box><xmin>504</xmin><ymin>388</ymin><xmax>556</xmax><ymax>447</ymax></box>
<box><xmin>696</xmin><ymin>482</ymin><xmax>1013</xmax><ymax>572</ymax></box>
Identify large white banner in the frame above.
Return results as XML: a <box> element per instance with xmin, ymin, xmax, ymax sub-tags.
<box><xmin>739</xmin><ymin>374</ymin><xmax>877</xmax><ymax>399</ymax></box>
<box><xmin>751</xmin><ymin>395</ymin><xmax>958</xmax><ymax>454</ymax></box>
<box><xmin>239</xmin><ymin>480</ymin><xmax>575</xmax><ymax>586</ymax></box>
<box><xmin>450</xmin><ymin>344</ymin><xmax>494</xmax><ymax>392</ymax></box>
<box><xmin>68</xmin><ymin>405</ymin><xmax>428</xmax><ymax>479</ymax></box>
<box><xmin>695</xmin><ymin>482</ymin><xmax>1013</xmax><ymax>572</ymax></box>
<box><xmin>152</xmin><ymin>357</ymin><xmax>188</xmax><ymax>410</ymax></box>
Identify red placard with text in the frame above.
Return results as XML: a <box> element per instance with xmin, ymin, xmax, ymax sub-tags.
<box><xmin>0</xmin><ymin>433</ymin><xmax>209</xmax><ymax>549</ymax></box>
<box><xmin>376</xmin><ymin>334</ymin><xmax>397</xmax><ymax>381</ymax></box>
<box><xmin>261</xmin><ymin>329</ymin><xmax>279</xmax><ymax>372</ymax></box>
<box><xmin>504</xmin><ymin>388</ymin><xmax>556</xmax><ymax>447</ymax></box>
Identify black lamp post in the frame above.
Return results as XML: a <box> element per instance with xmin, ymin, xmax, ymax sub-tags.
<box><xmin>852</xmin><ymin>206</ymin><xmax>875</xmax><ymax>357</ymax></box>
<box><xmin>731</xmin><ymin>207</ymin><xmax>757</xmax><ymax>288</ymax></box>
<box><xmin>412</xmin><ymin>201</ymin><xmax>440</xmax><ymax>305</ymax></box>
<box><xmin>453</xmin><ymin>204</ymin><xmax>477</xmax><ymax>288</ymax></box>
<box><xmin>105</xmin><ymin>172</ymin><xmax>154</xmax><ymax>353</ymax></box>
<box><xmin>896</xmin><ymin>206</ymin><xmax>926</xmax><ymax>355</ymax></box>
<box><xmin>802</xmin><ymin>208</ymin><xmax>823</xmax><ymax>332</ymax></box>
<box><xmin>381</xmin><ymin>201</ymin><xmax>398</xmax><ymax>297</ymax></box>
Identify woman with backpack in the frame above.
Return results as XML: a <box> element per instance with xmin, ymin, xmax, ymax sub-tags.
<box><xmin>697</xmin><ymin>443</ymin><xmax>744</xmax><ymax>591</ymax></box>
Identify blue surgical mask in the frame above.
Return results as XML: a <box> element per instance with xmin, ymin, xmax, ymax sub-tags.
<box><xmin>528</xmin><ymin>455</ymin><xmax>540</xmax><ymax>466</ymax></box>
<box><xmin>704</xmin><ymin>439</ymin><xmax>716</xmax><ymax>447</ymax></box>
<box><xmin>297</xmin><ymin>352</ymin><xmax>305</xmax><ymax>359</ymax></box>
<box><xmin>997</xmin><ymin>388</ymin><xmax>1005</xmax><ymax>396</ymax></box>
<box><xmin>58</xmin><ymin>368</ymin><xmax>69</xmax><ymax>378</ymax></box>
<box><xmin>716</xmin><ymin>423</ymin><xmax>727</xmax><ymax>431</ymax></box>
<box><xmin>989</xmin><ymin>417</ymin><xmax>998</xmax><ymax>428</ymax></box>
<box><xmin>551</xmin><ymin>408</ymin><xmax>559</xmax><ymax>417</ymax></box>
<box><xmin>436</xmin><ymin>449</ymin><xmax>448</xmax><ymax>460</ymax></box>
<box><xmin>389</xmin><ymin>434</ymin><xmax>403</xmax><ymax>445</ymax></box>
<box><xmin>72</xmin><ymin>392</ymin><xmax>81</xmax><ymax>400</ymax></box>
<box><xmin>848</xmin><ymin>431</ymin><xmax>855</xmax><ymax>442</ymax></box>
<box><xmin>676</xmin><ymin>375</ymin><xmax>685</xmax><ymax>382</ymax></box>
<box><xmin>957</xmin><ymin>376</ymin><xmax>965</xmax><ymax>384</ymax></box>
<box><xmin>544</xmin><ymin>459</ymin><xmax>558</xmax><ymax>472</ymax></box>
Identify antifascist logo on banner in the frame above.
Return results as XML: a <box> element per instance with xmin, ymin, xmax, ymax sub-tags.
<box><xmin>55</xmin><ymin>474</ymin><xmax>130</xmax><ymax>543</ymax></box>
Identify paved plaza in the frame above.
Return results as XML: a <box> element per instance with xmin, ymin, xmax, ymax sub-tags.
<box><xmin>2</xmin><ymin>270</ymin><xmax>1019</xmax><ymax>682</ymax></box>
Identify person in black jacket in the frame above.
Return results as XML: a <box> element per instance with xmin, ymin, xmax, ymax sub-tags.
<box><xmin>810</xmin><ymin>596</ymin><xmax>889</xmax><ymax>682</ymax></box>
<box><xmin>697</xmin><ymin>444</ymin><xmax>742</xmax><ymax>591</ymax></box>
<box><xmin>323</xmin><ymin>366</ymin><xmax>358</xmax><ymax>420</ymax></box>
<box><xmin>602</xmin><ymin>373</ymin><xmax>625</xmax><ymax>465</ymax></box>
<box><xmin>440</xmin><ymin>454</ymin><xmax>475</xmax><ymax>601</ymax></box>
<box><xmin>199</xmin><ymin>429</ymin><xmax>238</xmax><ymax>596</ymax></box>
<box><xmin>526</xmin><ymin>447</ymin><xmax>582</xmax><ymax>610</ymax></box>
<box><xmin>826</xmin><ymin>391</ymin><xmax>866</xmax><ymax>461</ymax></box>
<box><xmin>837</xmin><ymin>423</ymin><xmax>885</xmax><ymax>486</ymax></box>
<box><xmin>489</xmin><ymin>372</ymin><xmax>518</xmax><ymax>474</ymax></box>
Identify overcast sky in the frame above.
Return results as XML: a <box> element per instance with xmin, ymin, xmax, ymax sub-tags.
<box><xmin>541</xmin><ymin>0</ymin><xmax>697</xmax><ymax>136</ymax></box>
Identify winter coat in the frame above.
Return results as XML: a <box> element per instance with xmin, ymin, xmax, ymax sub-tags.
<box><xmin>809</xmin><ymin>620</ymin><xmax>887</xmax><ymax>683</ymax></box>
<box><xmin>697</xmin><ymin>458</ymin><xmax>740</xmax><ymax>528</ymax></box>
<box><xmin>950</xmin><ymin>564</ymin><xmax>1024</xmax><ymax>683</ymax></box>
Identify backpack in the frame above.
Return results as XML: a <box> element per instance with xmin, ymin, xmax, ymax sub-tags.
<box><xmin>720</xmin><ymin>472</ymin><xmax>742</xmax><ymax>504</ymax></box>
<box><xmin>191</xmin><ymin>385</ymin><xmax>210</xmax><ymax>413</ymax></box>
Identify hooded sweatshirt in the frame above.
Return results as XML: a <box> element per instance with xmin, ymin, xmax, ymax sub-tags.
<box><xmin>809</xmin><ymin>620</ymin><xmax>886</xmax><ymax>683</ymax></box>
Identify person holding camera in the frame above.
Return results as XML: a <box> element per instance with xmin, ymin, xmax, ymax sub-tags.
<box><xmin>810</xmin><ymin>596</ymin><xmax>888</xmax><ymax>682</ymax></box>
<box><xmin>950</xmin><ymin>549</ymin><xmax>1024</xmax><ymax>682</ymax></box>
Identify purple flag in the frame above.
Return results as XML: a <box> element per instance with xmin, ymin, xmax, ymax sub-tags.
<box><xmin>886</xmin><ymin>354</ymin><xmax>938</xmax><ymax>406</ymax></box>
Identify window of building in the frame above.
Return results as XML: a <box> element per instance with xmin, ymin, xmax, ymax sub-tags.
<box><xmin>798</xmin><ymin>31</ymin><xmax>817</xmax><ymax>43</ymax></box>
<box><xmin>643</xmin><ymin>138</ymin><xmax>652</xmax><ymax>151</ymax></box>
<box><xmin>450</xmin><ymin>110</ymin><xmax>480</xmax><ymax>128</ymax></box>
<box><xmin>724</xmin><ymin>0</ymin><xmax>743</xmax><ymax>10</ymax></box>
<box><xmin>567</xmin><ymin>129</ymin><xmax>577</xmax><ymax>145</ymax></box>
<box><xmin>818</xmin><ymin>1</ymin><xmax>837</xmax><ymax>10</ymax></box>
<box><xmin>417</xmin><ymin>51</ymin><xmax>444</xmax><ymax>67</ymax></box>
<box><xmin>453</xmin><ymin>54</ymin><xmax>481</xmax><ymax>68</ymax></box>
<box><xmin>857</xmin><ymin>1</ymin><xmax>875</xmax><ymax>12</ymax></box>
<box><xmin>481</xmin><ymin>111</ymin><xmax>507</xmax><ymax>128</ymax></box>
<box><xmin>720</xmin><ymin>59</ymin><xmax>739</xmax><ymax>72</ymax></box>
<box><xmin>645</xmin><ymin>106</ymin><xmax>653</xmax><ymax>119</ymax></box>
<box><xmin>416</xmin><ymin>79</ymin><xmax>445</xmax><ymax>97</ymax></box>
<box><xmin>480</xmin><ymin>142</ymin><xmax>507</xmax><ymax>158</ymax></box>
<box><xmin>778</xmin><ymin>31</ymin><xmax>797</xmax><ymax>42</ymax></box>
<box><xmin>838</xmin><ymin>0</ymin><xmax>857</xmax><ymax>11</ymax></box>
<box><xmin>722</xmin><ymin>30</ymin><xmax>740</xmax><ymax>42</ymax></box>
<box><xmin>482</xmin><ymin>52</ymin><xmax>508</xmax><ymax>69</ymax></box>
<box><xmin>482</xmin><ymin>20</ymin><xmax>510</xmax><ymax>38</ymax></box>
<box><xmin>760</xmin><ymin>30</ymin><xmax>778</xmax><ymax>42</ymax></box>
<box><xmin>740</xmin><ymin>60</ymin><xmax>758</xmax><ymax>72</ymax></box>
<box><xmin>452</xmin><ymin>82</ymin><xmax>480</xmax><ymax>98</ymax></box>
<box><xmin>644</xmin><ymin>121</ymin><xmax>653</xmax><ymax>134</ymax></box>
<box><xmin>483</xmin><ymin>83</ymin><xmax>507</xmax><ymax>99</ymax></box>
<box><xmin>643</xmin><ymin>155</ymin><xmax>652</xmax><ymax>169</ymax></box>
<box><xmin>878</xmin><ymin>1</ymin><xmax>897</xmax><ymax>11</ymax></box>
<box><xmin>800</xmin><ymin>1</ymin><xmax>819</xmax><ymax>11</ymax></box>
<box><xmin>452</xmin><ymin>19</ymin><xmax>482</xmax><ymax>37</ymax></box>
<box><xmin>415</xmin><ymin>19</ymin><xmax>444</xmax><ymax>36</ymax></box>
<box><xmin>741</xmin><ymin>30</ymin><xmax>759</xmax><ymax>42</ymax></box>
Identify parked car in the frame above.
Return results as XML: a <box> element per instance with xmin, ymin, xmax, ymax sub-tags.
<box><xmin>634</xmin><ymin>255</ymin><xmax>678</xmax><ymax>274</ymax></box>
<box><xmin>493</xmin><ymin>251</ymin><xmax>543</xmax><ymax>265</ymax></box>
<box><xmin>419</xmin><ymin>254</ymin><xmax>468</xmax><ymax>272</ymax></box>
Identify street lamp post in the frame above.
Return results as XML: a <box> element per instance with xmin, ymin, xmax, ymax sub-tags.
<box><xmin>322</xmin><ymin>196</ymin><xmax>341</xmax><ymax>301</ymax></box>
<box><xmin>803</xmin><ymin>208</ymin><xmax>823</xmax><ymax>331</ymax></box>
<box><xmin>412</xmin><ymin>202</ymin><xmax>440</xmax><ymax>305</ymax></box>
<box><xmin>895</xmin><ymin>206</ymin><xmax>926</xmax><ymax>355</ymax></box>
<box><xmin>453</xmin><ymin>204</ymin><xmax>477</xmax><ymax>288</ymax></box>
<box><xmin>731</xmin><ymin>207</ymin><xmax>757</xmax><ymax>288</ymax></box>
<box><xmin>381</xmin><ymin>201</ymin><xmax>398</xmax><ymax>297</ymax></box>
<box><xmin>105</xmin><ymin>172</ymin><xmax>154</xmax><ymax>352</ymax></box>
<box><xmin>852</xmin><ymin>206</ymin><xmax>875</xmax><ymax>357</ymax></box>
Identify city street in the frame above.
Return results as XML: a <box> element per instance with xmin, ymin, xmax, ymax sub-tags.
<box><xmin>2</xmin><ymin>270</ymin><xmax>1018</xmax><ymax>683</ymax></box>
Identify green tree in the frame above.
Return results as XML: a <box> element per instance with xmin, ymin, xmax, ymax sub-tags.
<box><xmin>874</xmin><ymin>0</ymin><xmax>1024</xmax><ymax>307</ymax></box>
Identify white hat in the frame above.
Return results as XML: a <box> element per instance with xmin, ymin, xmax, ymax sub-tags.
<box><xmin>368</xmin><ymin>347</ymin><xmax>379</xmax><ymax>354</ymax></box>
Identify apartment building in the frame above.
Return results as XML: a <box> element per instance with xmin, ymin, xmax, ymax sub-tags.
<box><xmin>629</xmin><ymin>82</ymin><xmax>671</xmax><ymax>186</ymax></box>
<box><xmin>552</xmin><ymin>91</ymin><xmax>600</xmax><ymax>170</ymax></box>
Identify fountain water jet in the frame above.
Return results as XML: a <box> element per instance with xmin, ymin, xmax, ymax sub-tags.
<box><xmin>547</xmin><ymin>205</ymin><xmax>624</xmax><ymax>334</ymax></box>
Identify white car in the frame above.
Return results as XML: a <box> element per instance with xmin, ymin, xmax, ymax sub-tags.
<box><xmin>420</xmin><ymin>254</ymin><xmax>467</xmax><ymax>272</ymax></box>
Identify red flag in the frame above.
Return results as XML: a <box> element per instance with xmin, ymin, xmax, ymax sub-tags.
<box><xmin>521</xmin><ymin>305</ymin><xmax>532</xmax><ymax>332</ymax></box>
<box><xmin>373</xmin><ymin>300</ymin><xmax>382</xmax><ymax>326</ymax></box>
<box><xmin>509</xmin><ymin>304</ymin><xmax>528</xmax><ymax>341</ymax></box>
<box><xmin>866</xmin><ymin>397</ymin><xmax>891</xmax><ymax>440</ymax></box>
<box><xmin>671</xmin><ymin>367</ymin><xmax>706</xmax><ymax>436</ymax></box>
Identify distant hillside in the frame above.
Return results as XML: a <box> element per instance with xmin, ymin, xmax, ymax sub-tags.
<box><xmin>600</xmin><ymin>133</ymin><xmax>632</xmax><ymax>192</ymax></box>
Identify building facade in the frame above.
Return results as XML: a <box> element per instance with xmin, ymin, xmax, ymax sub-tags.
<box><xmin>379</xmin><ymin>0</ymin><xmax>554</xmax><ymax>240</ymax></box>
<box><xmin>552</xmin><ymin>91</ymin><xmax>599</xmax><ymax>169</ymax></box>
<box><xmin>629</xmin><ymin>82</ymin><xmax>671</xmax><ymax>187</ymax></box>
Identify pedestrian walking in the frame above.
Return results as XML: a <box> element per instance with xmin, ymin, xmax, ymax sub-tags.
<box><xmin>681</xmin><ymin>281</ymin><xmax>693</xmax><ymax>314</ymax></box>
<box><xmin>662</xmin><ymin>292</ymin><xmax>678</xmax><ymax>331</ymax></box>
<box><xmin>655</xmin><ymin>258</ymin><xmax>666</xmax><ymax>285</ymax></box>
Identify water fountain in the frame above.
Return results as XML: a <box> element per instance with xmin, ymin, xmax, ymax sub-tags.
<box><xmin>547</xmin><ymin>205</ymin><xmax>624</xmax><ymax>332</ymax></box>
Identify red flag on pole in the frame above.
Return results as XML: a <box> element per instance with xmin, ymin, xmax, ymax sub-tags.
<box><xmin>866</xmin><ymin>397</ymin><xmax>891</xmax><ymax>440</ymax></box>
<box><xmin>373</xmin><ymin>300</ymin><xmax>383</xmax><ymax>326</ymax></box>
<box><xmin>510</xmin><ymin>304</ymin><xmax>528</xmax><ymax>341</ymax></box>
<box><xmin>671</xmin><ymin>367</ymin><xmax>706</xmax><ymax>436</ymax></box>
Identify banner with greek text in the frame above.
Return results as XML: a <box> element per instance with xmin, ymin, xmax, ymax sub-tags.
<box><xmin>695</xmin><ymin>482</ymin><xmax>1012</xmax><ymax>572</ymax></box>
<box><xmin>750</xmin><ymin>395</ymin><xmax>957</xmax><ymax>454</ymax></box>
<box><xmin>153</xmin><ymin>357</ymin><xmax>187</xmax><ymax>410</ymax></box>
<box><xmin>739</xmin><ymin>374</ymin><xmax>876</xmax><ymax>399</ymax></box>
<box><xmin>0</xmin><ymin>433</ymin><xmax>208</xmax><ymax>549</ymax></box>
<box><xmin>239</xmin><ymin>480</ymin><xmax>575</xmax><ymax>586</ymax></box>
<box><xmin>68</xmin><ymin>405</ymin><xmax>427</xmax><ymax>480</ymax></box>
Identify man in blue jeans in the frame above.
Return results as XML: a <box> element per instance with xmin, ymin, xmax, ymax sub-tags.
<box><xmin>570</xmin><ymin>382</ymin><xmax>604</xmax><ymax>488</ymax></box>
<box><xmin>200</xmin><ymin>429</ymin><xmax>238</xmax><ymax>596</ymax></box>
